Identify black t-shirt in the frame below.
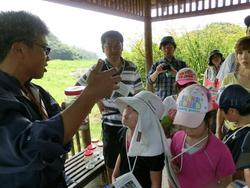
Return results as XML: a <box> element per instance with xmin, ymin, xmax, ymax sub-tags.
<box><xmin>117</xmin><ymin>127</ymin><xmax>165</xmax><ymax>188</ymax></box>
<box><xmin>224</xmin><ymin>126</ymin><xmax>250</xmax><ymax>163</ymax></box>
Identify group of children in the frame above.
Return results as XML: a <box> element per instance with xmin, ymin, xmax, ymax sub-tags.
<box><xmin>109</xmin><ymin>36</ymin><xmax>250</xmax><ymax>187</ymax></box>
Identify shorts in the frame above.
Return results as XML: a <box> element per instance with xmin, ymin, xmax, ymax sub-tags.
<box><xmin>102</xmin><ymin>123</ymin><xmax>122</xmax><ymax>169</ymax></box>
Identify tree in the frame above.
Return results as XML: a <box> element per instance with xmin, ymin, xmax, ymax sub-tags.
<box><xmin>47</xmin><ymin>33</ymin><xmax>97</xmax><ymax>60</ymax></box>
<box><xmin>123</xmin><ymin>23</ymin><xmax>245</xmax><ymax>84</ymax></box>
<box><xmin>175</xmin><ymin>23</ymin><xmax>245</xmax><ymax>82</ymax></box>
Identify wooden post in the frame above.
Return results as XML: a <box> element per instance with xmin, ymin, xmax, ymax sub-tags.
<box><xmin>144</xmin><ymin>0</ymin><xmax>154</xmax><ymax>92</ymax></box>
<box><xmin>70</xmin><ymin>140</ymin><xmax>75</xmax><ymax>156</ymax></box>
<box><xmin>79</xmin><ymin>116</ymin><xmax>91</xmax><ymax>148</ymax></box>
<box><xmin>75</xmin><ymin>131</ymin><xmax>81</xmax><ymax>152</ymax></box>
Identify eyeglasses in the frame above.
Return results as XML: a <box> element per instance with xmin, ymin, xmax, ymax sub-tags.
<box><xmin>11</xmin><ymin>39</ymin><xmax>51</xmax><ymax>56</ymax></box>
<box><xmin>33</xmin><ymin>42</ymin><xmax>51</xmax><ymax>55</ymax></box>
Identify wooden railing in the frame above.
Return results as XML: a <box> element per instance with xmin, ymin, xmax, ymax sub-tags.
<box><xmin>66</xmin><ymin>116</ymin><xmax>92</xmax><ymax>159</ymax></box>
<box><xmin>65</xmin><ymin>143</ymin><xmax>107</xmax><ymax>187</ymax></box>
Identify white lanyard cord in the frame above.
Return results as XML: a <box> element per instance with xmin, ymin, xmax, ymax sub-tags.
<box><xmin>126</xmin><ymin>131</ymin><xmax>138</xmax><ymax>173</ymax></box>
<box><xmin>223</xmin><ymin>125</ymin><xmax>250</xmax><ymax>144</ymax></box>
<box><xmin>171</xmin><ymin>134</ymin><xmax>209</xmax><ymax>161</ymax></box>
<box><xmin>104</xmin><ymin>58</ymin><xmax>125</xmax><ymax>73</ymax></box>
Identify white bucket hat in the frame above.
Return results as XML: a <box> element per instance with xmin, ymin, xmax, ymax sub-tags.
<box><xmin>115</xmin><ymin>91</ymin><xmax>167</xmax><ymax>157</ymax></box>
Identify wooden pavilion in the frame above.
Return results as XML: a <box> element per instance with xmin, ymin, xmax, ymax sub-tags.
<box><xmin>44</xmin><ymin>0</ymin><xmax>250</xmax><ymax>151</ymax></box>
<box><xmin>45</xmin><ymin>0</ymin><xmax>250</xmax><ymax>77</ymax></box>
<box><xmin>42</xmin><ymin>1</ymin><xmax>249</xmax><ymax>186</ymax></box>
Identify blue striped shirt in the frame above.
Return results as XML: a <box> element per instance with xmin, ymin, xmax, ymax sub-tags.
<box><xmin>77</xmin><ymin>58</ymin><xmax>143</xmax><ymax>127</ymax></box>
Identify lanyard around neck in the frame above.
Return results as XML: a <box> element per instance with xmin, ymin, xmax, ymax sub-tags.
<box><xmin>21</xmin><ymin>84</ymin><xmax>48</xmax><ymax>119</ymax></box>
<box><xmin>171</xmin><ymin>134</ymin><xmax>209</xmax><ymax>173</ymax></box>
<box><xmin>171</xmin><ymin>134</ymin><xmax>209</xmax><ymax>161</ymax></box>
<box><xmin>223</xmin><ymin>124</ymin><xmax>250</xmax><ymax>144</ymax></box>
<box><xmin>105</xmin><ymin>59</ymin><xmax>125</xmax><ymax>75</ymax></box>
<box><xmin>125</xmin><ymin>130</ymin><xmax>138</xmax><ymax>172</ymax></box>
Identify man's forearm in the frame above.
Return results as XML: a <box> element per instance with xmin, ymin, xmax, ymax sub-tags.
<box><xmin>62</xmin><ymin>86</ymin><xmax>97</xmax><ymax>144</ymax></box>
<box><xmin>149</xmin><ymin>71</ymin><xmax>159</xmax><ymax>83</ymax></box>
<box><xmin>61</xmin><ymin>61</ymin><xmax>121</xmax><ymax>144</ymax></box>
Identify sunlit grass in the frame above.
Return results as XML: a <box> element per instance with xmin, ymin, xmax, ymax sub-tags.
<box><xmin>33</xmin><ymin>59</ymin><xmax>102</xmax><ymax>139</ymax></box>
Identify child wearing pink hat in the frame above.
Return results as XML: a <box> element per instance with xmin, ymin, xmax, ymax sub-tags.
<box><xmin>171</xmin><ymin>84</ymin><xmax>235</xmax><ymax>188</ymax></box>
<box><xmin>162</xmin><ymin>68</ymin><xmax>198</xmax><ymax>138</ymax></box>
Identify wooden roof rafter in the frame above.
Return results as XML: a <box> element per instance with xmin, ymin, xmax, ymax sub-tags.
<box><xmin>151</xmin><ymin>0</ymin><xmax>250</xmax><ymax>21</ymax></box>
<box><xmin>45</xmin><ymin>0</ymin><xmax>145</xmax><ymax>21</ymax></box>
<box><xmin>46</xmin><ymin>0</ymin><xmax>250</xmax><ymax>22</ymax></box>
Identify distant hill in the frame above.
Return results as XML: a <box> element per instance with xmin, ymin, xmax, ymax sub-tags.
<box><xmin>47</xmin><ymin>33</ymin><xmax>98</xmax><ymax>60</ymax></box>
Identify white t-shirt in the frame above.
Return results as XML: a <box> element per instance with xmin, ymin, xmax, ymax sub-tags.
<box><xmin>216</xmin><ymin>53</ymin><xmax>236</xmax><ymax>82</ymax></box>
<box><xmin>162</xmin><ymin>95</ymin><xmax>177</xmax><ymax>119</ymax></box>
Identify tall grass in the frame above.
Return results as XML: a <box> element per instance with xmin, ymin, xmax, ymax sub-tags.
<box><xmin>33</xmin><ymin>59</ymin><xmax>102</xmax><ymax>139</ymax></box>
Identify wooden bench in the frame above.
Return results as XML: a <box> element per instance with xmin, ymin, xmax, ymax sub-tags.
<box><xmin>65</xmin><ymin>146</ymin><xmax>107</xmax><ymax>188</ymax></box>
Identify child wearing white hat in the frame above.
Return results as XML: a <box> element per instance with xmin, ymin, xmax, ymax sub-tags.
<box><xmin>162</xmin><ymin>67</ymin><xmax>198</xmax><ymax>138</ymax></box>
<box><xmin>171</xmin><ymin>84</ymin><xmax>235</xmax><ymax>188</ymax></box>
<box><xmin>111</xmin><ymin>91</ymin><xmax>166</xmax><ymax>188</ymax></box>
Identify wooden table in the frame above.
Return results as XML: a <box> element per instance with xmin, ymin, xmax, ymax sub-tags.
<box><xmin>65</xmin><ymin>146</ymin><xmax>106</xmax><ymax>188</ymax></box>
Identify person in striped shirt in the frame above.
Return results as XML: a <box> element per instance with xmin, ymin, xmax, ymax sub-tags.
<box><xmin>76</xmin><ymin>30</ymin><xmax>143</xmax><ymax>182</ymax></box>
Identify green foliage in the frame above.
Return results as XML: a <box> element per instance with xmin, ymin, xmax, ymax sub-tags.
<box><xmin>175</xmin><ymin>23</ymin><xmax>245</xmax><ymax>82</ymax></box>
<box><xmin>123</xmin><ymin>40</ymin><xmax>162</xmax><ymax>84</ymax></box>
<box><xmin>123</xmin><ymin>39</ymin><xmax>145</xmax><ymax>83</ymax></box>
<box><xmin>47</xmin><ymin>33</ymin><xmax>97</xmax><ymax>60</ymax></box>
<box><xmin>33</xmin><ymin>59</ymin><xmax>102</xmax><ymax>139</ymax></box>
<box><xmin>123</xmin><ymin>23</ymin><xmax>245</xmax><ymax>84</ymax></box>
<box><xmin>33</xmin><ymin>59</ymin><xmax>96</xmax><ymax>104</ymax></box>
<box><xmin>71</xmin><ymin>46</ymin><xmax>98</xmax><ymax>60</ymax></box>
<box><xmin>161</xmin><ymin>115</ymin><xmax>173</xmax><ymax>127</ymax></box>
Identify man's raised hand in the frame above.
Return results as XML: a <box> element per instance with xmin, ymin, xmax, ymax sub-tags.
<box><xmin>87</xmin><ymin>60</ymin><xmax>121</xmax><ymax>100</ymax></box>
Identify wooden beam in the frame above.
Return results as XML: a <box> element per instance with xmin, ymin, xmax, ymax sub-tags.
<box><xmin>152</xmin><ymin>3</ymin><xmax>250</xmax><ymax>22</ymax></box>
<box><xmin>45</xmin><ymin>0</ymin><xmax>250</xmax><ymax>23</ymax></box>
<box><xmin>144</xmin><ymin>0</ymin><xmax>154</xmax><ymax>91</ymax></box>
<box><xmin>44</xmin><ymin>0</ymin><xmax>144</xmax><ymax>21</ymax></box>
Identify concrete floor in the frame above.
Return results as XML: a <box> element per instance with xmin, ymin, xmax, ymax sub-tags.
<box><xmin>84</xmin><ymin>174</ymin><xmax>106</xmax><ymax>188</ymax></box>
<box><xmin>84</xmin><ymin>165</ymin><xmax>169</xmax><ymax>188</ymax></box>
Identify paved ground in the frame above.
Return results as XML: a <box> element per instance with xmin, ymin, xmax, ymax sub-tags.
<box><xmin>84</xmin><ymin>174</ymin><xmax>104</xmax><ymax>188</ymax></box>
<box><xmin>84</xmin><ymin>165</ymin><xmax>169</xmax><ymax>188</ymax></box>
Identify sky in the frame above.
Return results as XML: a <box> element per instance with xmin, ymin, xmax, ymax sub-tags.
<box><xmin>1</xmin><ymin>0</ymin><xmax>250</xmax><ymax>56</ymax></box>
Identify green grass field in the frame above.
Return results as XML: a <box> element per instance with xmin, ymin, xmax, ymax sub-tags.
<box><xmin>33</xmin><ymin>59</ymin><xmax>102</xmax><ymax>139</ymax></box>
